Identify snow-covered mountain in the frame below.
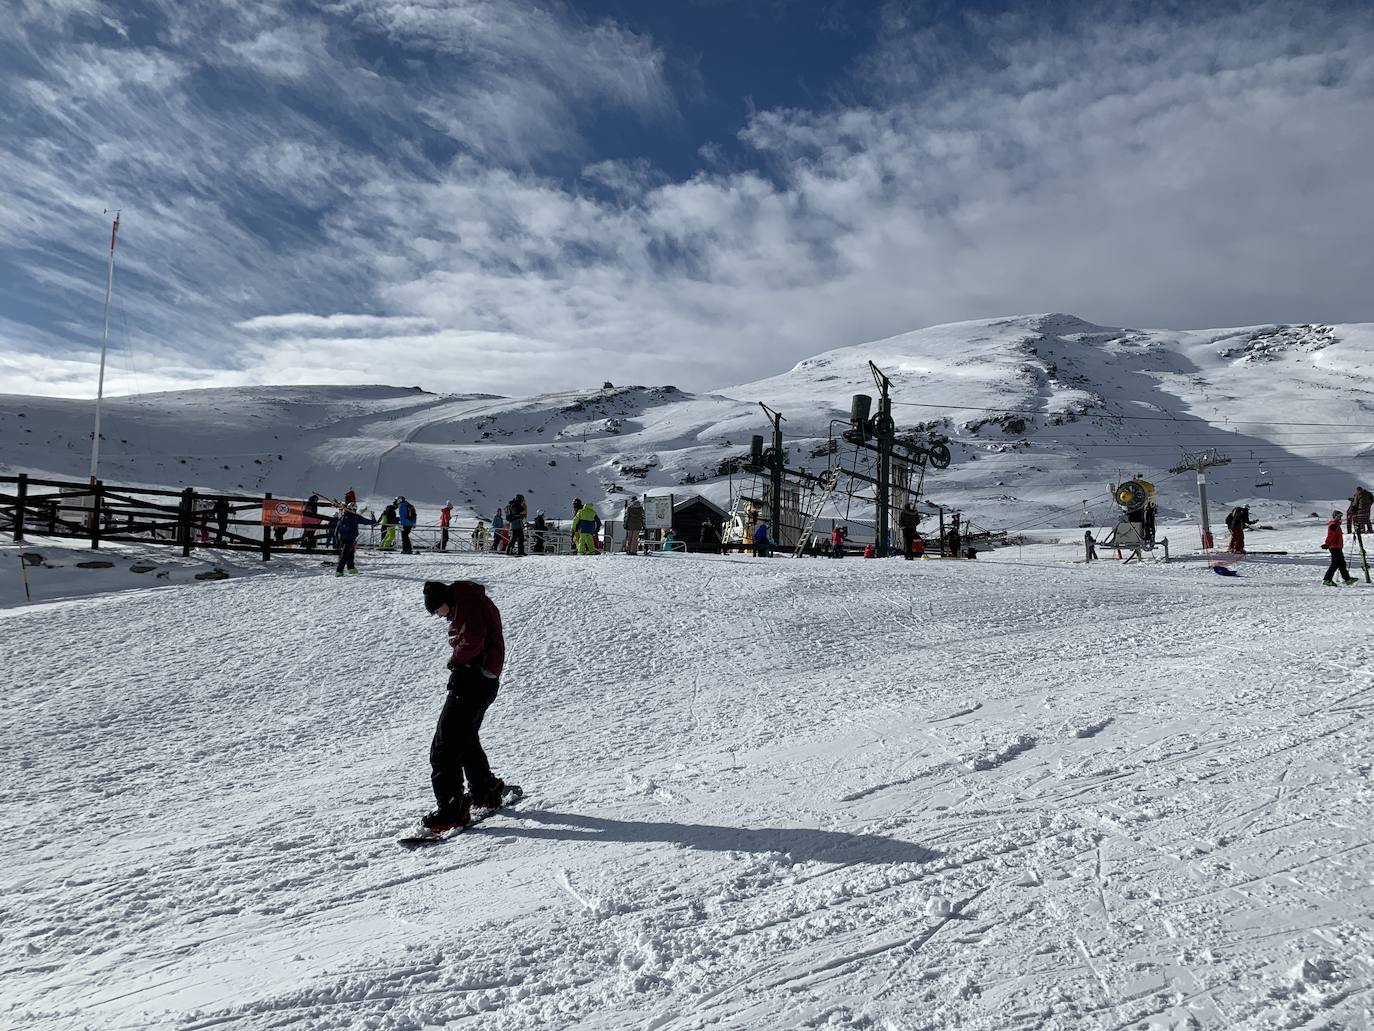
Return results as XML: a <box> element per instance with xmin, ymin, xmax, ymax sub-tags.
<box><xmin>3</xmin><ymin>313</ymin><xmax>1371</xmax><ymax>530</ymax></box>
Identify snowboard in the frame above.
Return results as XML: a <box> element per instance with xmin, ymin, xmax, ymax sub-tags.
<box><xmin>397</xmin><ymin>785</ymin><xmax>525</xmax><ymax>849</ymax></box>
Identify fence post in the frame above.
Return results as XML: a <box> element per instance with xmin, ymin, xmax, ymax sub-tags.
<box><xmin>180</xmin><ymin>488</ymin><xmax>194</xmax><ymax>557</ymax></box>
<box><xmin>90</xmin><ymin>480</ymin><xmax>103</xmax><ymax>549</ymax></box>
<box><xmin>13</xmin><ymin>473</ymin><xmax>26</xmax><ymax>542</ymax></box>
<box><xmin>262</xmin><ymin>493</ymin><xmax>272</xmax><ymax>562</ymax></box>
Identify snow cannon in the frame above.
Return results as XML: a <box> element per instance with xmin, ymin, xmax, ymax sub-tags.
<box><xmin>1100</xmin><ymin>476</ymin><xmax>1167</xmax><ymax>562</ymax></box>
<box><xmin>1113</xmin><ymin>479</ymin><xmax>1152</xmax><ymax>514</ymax></box>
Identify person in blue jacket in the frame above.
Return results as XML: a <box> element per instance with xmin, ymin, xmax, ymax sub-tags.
<box><xmin>396</xmin><ymin>496</ymin><xmax>418</xmax><ymax>555</ymax></box>
<box><xmin>752</xmin><ymin>518</ymin><xmax>770</xmax><ymax>558</ymax></box>
<box><xmin>334</xmin><ymin>504</ymin><xmax>377</xmax><ymax>576</ymax></box>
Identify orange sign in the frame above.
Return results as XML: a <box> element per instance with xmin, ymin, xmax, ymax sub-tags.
<box><xmin>262</xmin><ymin>500</ymin><xmax>312</xmax><ymax>527</ymax></box>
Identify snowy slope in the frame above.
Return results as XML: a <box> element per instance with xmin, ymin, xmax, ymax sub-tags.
<box><xmin>4</xmin><ymin>533</ymin><xmax>1373</xmax><ymax>1029</ymax></box>
<box><xmin>3</xmin><ymin>314</ymin><xmax>1372</xmax><ymax>533</ymax></box>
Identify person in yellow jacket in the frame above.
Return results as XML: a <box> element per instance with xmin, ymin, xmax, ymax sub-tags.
<box><xmin>573</xmin><ymin>501</ymin><xmax>601</xmax><ymax>555</ymax></box>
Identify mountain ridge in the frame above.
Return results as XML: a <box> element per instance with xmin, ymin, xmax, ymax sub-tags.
<box><xmin>3</xmin><ymin>313</ymin><xmax>1371</xmax><ymax>532</ymax></box>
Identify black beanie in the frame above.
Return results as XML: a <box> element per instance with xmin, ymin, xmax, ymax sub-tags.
<box><xmin>423</xmin><ymin>581</ymin><xmax>449</xmax><ymax>614</ymax></box>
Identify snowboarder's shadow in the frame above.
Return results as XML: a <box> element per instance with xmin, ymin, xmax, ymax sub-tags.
<box><xmin>495</xmin><ymin>809</ymin><xmax>941</xmax><ymax>866</ymax></box>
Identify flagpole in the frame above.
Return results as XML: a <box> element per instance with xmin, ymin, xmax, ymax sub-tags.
<box><xmin>90</xmin><ymin>211</ymin><xmax>120</xmax><ymax>482</ymax></box>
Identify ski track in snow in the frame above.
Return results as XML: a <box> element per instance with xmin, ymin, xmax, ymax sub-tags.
<box><xmin>3</xmin><ymin>534</ymin><xmax>1374</xmax><ymax>1030</ymax></box>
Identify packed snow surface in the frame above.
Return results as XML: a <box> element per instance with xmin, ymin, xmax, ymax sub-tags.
<box><xmin>4</xmin><ymin>524</ymin><xmax>1373</xmax><ymax>1029</ymax></box>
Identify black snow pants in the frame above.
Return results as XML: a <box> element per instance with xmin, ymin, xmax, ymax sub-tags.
<box><xmin>1325</xmin><ymin>546</ymin><xmax>1351</xmax><ymax>582</ymax></box>
<box><xmin>901</xmin><ymin>527</ymin><xmax>914</xmax><ymax>559</ymax></box>
<box><xmin>430</xmin><ymin>666</ymin><xmax>500</xmax><ymax>805</ymax></box>
<box><xmin>336</xmin><ymin>539</ymin><xmax>357</xmax><ymax>574</ymax></box>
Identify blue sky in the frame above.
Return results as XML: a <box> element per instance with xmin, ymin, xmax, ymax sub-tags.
<box><xmin>2</xmin><ymin>0</ymin><xmax>1373</xmax><ymax>398</ymax></box>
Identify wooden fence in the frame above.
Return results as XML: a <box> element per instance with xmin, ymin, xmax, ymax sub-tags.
<box><xmin>0</xmin><ymin>474</ymin><xmax>593</xmax><ymax>559</ymax></box>
<box><xmin>0</xmin><ymin>474</ymin><xmax>330</xmax><ymax>560</ymax></box>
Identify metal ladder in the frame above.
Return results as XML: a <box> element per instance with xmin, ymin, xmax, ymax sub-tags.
<box><xmin>793</xmin><ymin>469</ymin><xmax>840</xmax><ymax>557</ymax></box>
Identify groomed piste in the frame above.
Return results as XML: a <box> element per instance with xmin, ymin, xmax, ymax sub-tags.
<box><xmin>4</xmin><ymin>520</ymin><xmax>1372</xmax><ymax>1030</ymax></box>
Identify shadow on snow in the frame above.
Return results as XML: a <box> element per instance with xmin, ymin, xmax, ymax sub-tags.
<box><xmin>494</xmin><ymin>809</ymin><xmax>941</xmax><ymax>866</ymax></box>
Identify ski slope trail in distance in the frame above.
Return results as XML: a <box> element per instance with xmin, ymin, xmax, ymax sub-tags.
<box><xmin>2</xmin><ymin>533</ymin><xmax>1373</xmax><ymax>1029</ymax></box>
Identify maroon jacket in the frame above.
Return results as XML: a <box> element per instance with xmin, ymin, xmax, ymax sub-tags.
<box><xmin>445</xmin><ymin>581</ymin><xmax>504</xmax><ymax>678</ymax></box>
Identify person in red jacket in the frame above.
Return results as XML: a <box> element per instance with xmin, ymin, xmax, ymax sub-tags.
<box><xmin>438</xmin><ymin>502</ymin><xmax>452</xmax><ymax>552</ymax></box>
<box><xmin>1323</xmin><ymin>511</ymin><xmax>1357</xmax><ymax>586</ymax></box>
<box><xmin>421</xmin><ymin>580</ymin><xmax>510</xmax><ymax>830</ymax></box>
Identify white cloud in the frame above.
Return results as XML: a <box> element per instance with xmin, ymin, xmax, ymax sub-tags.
<box><xmin>238</xmin><ymin>313</ymin><xmax>437</xmax><ymax>336</ymax></box>
<box><xmin>2</xmin><ymin>1</ymin><xmax>1374</xmax><ymax>401</ymax></box>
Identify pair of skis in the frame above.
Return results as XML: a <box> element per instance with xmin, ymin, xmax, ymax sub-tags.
<box><xmin>397</xmin><ymin>785</ymin><xmax>525</xmax><ymax>849</ymax></box>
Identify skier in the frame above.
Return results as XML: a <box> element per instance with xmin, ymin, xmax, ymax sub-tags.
<box><xmin>661</xmin><ymin>528</ymin><xmax>677</xmax><ymax>552</ymax></box>
<box><xmin>397</xmin><ymin>496</ymin><xmax>417</xmax><ymax>555</ymax></box>
<box><xmin>334</xmin><ymin>504</ymin><xmax>376</xmax><ymax>576</ymax></box>
<box><xmin>1323</xmin><ymin>510</ymin><xmax>1358</xmax><ymax>586</ymax></box>
<box><xmin>898</xmin><ymin>502</ymin><xmax>920</xmax><ymax>560</ymax></box>
<box><xmin>947</xmin><ymin>514</ymin><xmax>962</xmax><ymax>558</ymax></box>
<box><xmin>1084</xmin><ymin>530</ymin><xmax>1098</xmax><ymax>562</ymax></box>
<box><xmin>574</xmin><ymin>499</ymin><xmax>600</xmax><ymax>555</ymax></box>
<box><xmin>1347</xmin><ymin>487</ymin><xmax>1374</xmax><ymax>535</ymax></box>
<box><xmin>378</xmin><ymin>502</ymin><xmax>398</xmax><ymax>550</ymax></box>
<box><xmin>507</xmin><ymin>494</ymin><xmax>528</xmax><ymax>557</ymax></box>
<box><xmin>623</xmin><ymin>495</ymin><xmax>645</xmax><ymax>554</ymax></box>
<box><xmin>531</xmin><ymin>511</ymin><xmax>546</xmax><ymax>554</ymax></box>
<box><xmin>439</xmin><ymin>501</ymin><xmax>452</xmax><ymax>552</ymax></box>
<box><xmin>752</xmin><ymin>518</ymin><xmax>770</xmax><ymax>558</ymax></box>
<box><xmin>1226</xmin><ymin>505</ymin><xmax>1257</xmax><ymax>554</ymax></box>
<box><xmin>831</xmin><ymin>526</ymin><xmax>846</xmax><ymax>558</ymax></box>
<box><xmin>471</xmin><ymin>519</ymin><xmax>488</xmax><ymax>552</ymax></box>
<box><xmin>420</xmin><ymin>580</ymin><xmax>509</xmax><ymax>831</ymax></box>
<box><xmin>491</xmin><ymin>507</ymin><xmax>507</xmax><ymax>552</ymax></box>
<box><xmin>213</xmin><ymin>497</ymin><xmax>230</xmax><ymax>543</ymax></box>
<box><xmin>303</xmin><ymin>493</ymin><xmax>320</xmax><ymax>551</ymax></box>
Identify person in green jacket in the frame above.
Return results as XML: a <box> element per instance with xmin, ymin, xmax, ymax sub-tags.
<box><xmin>573</xmin><ymin>501</ymin><xmax>601</xmax><ymax>555</ymax></box>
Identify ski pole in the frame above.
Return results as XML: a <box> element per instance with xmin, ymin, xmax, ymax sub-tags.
<box><xmin>18</xmin><ymin>555</ymin><xmax>31</xmax><ymax>601</ymax></box>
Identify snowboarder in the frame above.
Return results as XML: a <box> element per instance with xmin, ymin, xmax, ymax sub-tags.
<box><xmin>420</xmin><ymin>580</ymin><xmax>508</xmax><ymax>831</ymax></box>
<box><xmin>334</xmin><ymin>504</ymin><xmax>376</xmax><ymax>576</ymax></box>
<box><xmin>507</xmin><ymin>495</ymin><xmax>528</xmax><ymax>557</ymax></box>
<box><xmin>1225</xmin><ymin>505</ymin><xmax>1257</xmax><ymax>554</ymax></box>
<box><xmin>1323</xmin><ymin>510</ymin><xmax>1358</xmax><ymax>586</ymax></box>
<box><xmin>661</xmin><ymin>528</ymin><xmax>677</xmax><ymax>552</ymax></box>
<box><xmin>898</xmin><ymin>502</ymin><xmax>920</xmax><ymax>560</ymax></box>
<box><xmin>574</xmin><ymin>500</ymin><xmax>601</xmax><ymax>555</ymax></box>
<box><xmin>397</xmin><ymin>496</ymin><xmax>417</xmax><ymax>555</ymax></box>
<box><xmin>752</xmin><ymin>518</ymin><xmax>770</xmax><ymax>558</ymax></box>
<box><xmin>947</xmin><ymin>514</ymin><xmax>962</xmax><ymax>559</ymax></box>
<box><xmin>378</xmin><ymin>502</ymin><xmax>398</xmax><ymax>550</ymax></box>
<box><xmin>531</xmin><ymin>511</ymin><xmax>546</xmax><ymax>554</ymax></box>
<box><xmin>439</xmin><ymin>502</ymin><xmax>452</xmax><ymax>552</ymax></box>
<box><xmin>623</xmin><ymin>496</ymin><xmax>645</xmax><ymax>554</ymax></box>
